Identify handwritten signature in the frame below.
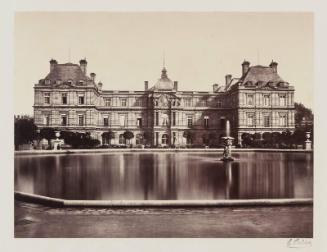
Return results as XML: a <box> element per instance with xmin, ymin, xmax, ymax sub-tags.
<box><xmin>287</xmin><ymin>238</ymin><xmax>312</xmax><ymax>248</ymax></box>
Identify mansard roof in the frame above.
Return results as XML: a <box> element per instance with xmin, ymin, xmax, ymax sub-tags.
<box><xmin>240</xmin><ymin>65</ymin><xmax>285</xmax><ymax>84</ymax></box>
<box><xmin>45</xmin><ymin>63</ymin><xmax>90</xmax><ymax>82</ymax></box>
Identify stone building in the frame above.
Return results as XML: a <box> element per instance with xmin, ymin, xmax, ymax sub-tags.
<box><xmin>33</xmin><ymin>58</ymin><xmax>295</xmax><ymax>147</ymax></box>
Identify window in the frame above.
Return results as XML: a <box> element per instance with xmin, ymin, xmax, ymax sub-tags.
<box><xmin>136</xmin><ymin>134</ymin><xmax>143</xmax><ymax>145</ymax></box>
<box><xmin>279</xmin><ymin>95</ymin><xmax>286</xmax><ymax>106</ymax></box>
<box><xmin>155</xmin><ymin>100</ymin><xmax>158</xmax><ymax>106</ymax></box>
<box><xmin>264</xmin><ymin>115</ymin><xmax>270</xmax><ymax>127</ymax></box>
<box><xmin>119</xmin><ymin>115</ymin><xmax>126</xmax><ymax>127</ymax></box>
<box><xmin>155</xmin><ymin>132</ymin><xmax>159</xmax><ymax>145</ymax></box>
<box><xmin>247</xmin><ymin>113</ymin><xmax>254</xmax><ymax>126</ymax></box>
<box><xmin>203</xmin><ymin>134</ymin><xmax>209</xmax><ymax>145</ymax></box>
<box><xmin>120</xmin><ymin>98</ymin><xmax>127</xmax><ymax>107</ymax></box>
<box><xmin>119</xmin><ymin>134</ymin><xmax>126</xmax><ymax>144</ymax></box>
<box><xmin>61</xmin><ymin>115</ymin><xmax>67</xmax><ymax>126</ymax></box>
<box><xmin>204</xmin><ymin>116</ymin><xmax>209</xmax><ymax>128</ymax></box>
<box><xmin>44</xmin><ymin>115</ymin><xmax>50</xmax><ymax>126</ymax></box>
<box><xmin>44</xmin><ymin>92</ymin><xmax>50</xmax><ymax>104</ymax></box>
<box><xmin>137</xmin><ymin>118</ymin><xmax>142</xmax><ymax>127</ymax></box>
<box><xmin>78</xmin><ymin>115</ymin><xmax>84</xmax><ymax>126</ymax></box>
<box><xmin>280</xmin><ymin>114</ymin><xmax>287</xmax><ymax>126</ymax></box>
<box><xmin>200</xmin><ymin>99</ymin><xmax>207</xmax><ymax>107</ymax></box>
<box><xmin>162</xmin><ymin>114</ymin><xmax>169</xmax><ymax>126</ymax></box>
<box><xmin>78</xmin><ymin>94</ymin><xmax>85</xmax><ymax>105</ymax></box>
<box><xmin>187</xmin><ymin>116</ymin><xmax>193</xmax><ymax>127</ymax></box>
<box><xmin>103</xmin><ymin>115</ymin><xmax>109</xmax><ymax>126</ymax></box>
<box><xmin>186</xmin><ymin>135</ymin><xmax>192</xmax><ymax>145</ymax></box>
<box><xmin>172</xmin><ymin>112</ymin><xmax>176</xmax><ymax>126</ymax></box>
<box><xmin>184</xmin><ymin>98</ymin><xmax>192</xmax><ymax>107</ymax></box>
<box><xmin>263</xmin><ymin>95</ymin><xmax>270</xmax><ymax>106</ymax></box>
<box><xmin>173</xmin><ymin>132</ymin><xmax>176</xmax><ymax>144</ymax></box>
<box><xmin>45</xmin><ymin>79</ymin><xmax>51</xmax><ymax>85</ymax></box>
<box><xmin>62</xmin><ymin>93</ymin><xmax>67</xmax><ymax>104</ymax></box>
<box><xmin>217</xmin><ymin>101</ymin><xmax>222</xmax><ymax>108</ymax></box>
<box><xmin>220</xmin><ymin>118</ymin><xmax>226</xmax><ymax>129</ymax></box>
<box><xmin>247</xmin><ymin>94</ymin><xmax>254</xmax><ymax>106</ymax></box>
<box><xmin>162</xmin><ymin>134</ymin><xmax>168</xmax><ymax>145</ymax></box>
<box><xmin>104</xmin><ymin>98</ymin><xmax>112</xmax><ymax>107</ymax></box>
<box><xmin>155</xmin><ymin>112</ymin><xmax>159</xmax><ymax>126</ymax></box>
<box><xmin>135</xmin><ymin>99</ymin><xmax>142</xmax><ymax>106</ymax></box>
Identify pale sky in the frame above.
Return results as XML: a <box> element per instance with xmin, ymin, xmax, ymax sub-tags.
<box><xmin>14</xmin><ymin>12</ymin><xmax>313</xmax><ymax>115</ymax></box>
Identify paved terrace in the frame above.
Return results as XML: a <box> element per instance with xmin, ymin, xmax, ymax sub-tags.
<box><xmin>15</xmin><ymin>200</ymin><xmax>312</xmax><ymax>238</ymax></box>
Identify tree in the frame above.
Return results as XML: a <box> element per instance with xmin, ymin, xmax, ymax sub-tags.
<box><xmin>291</xmin><ymin>128</ymin><xmax>306</xmax><ymax>146</ymax></box>
<box><xmin>262</xmin><ymin>132</ymin><xmax>272</xmax><ymax>147</ymax></box>
<box><xmin>102</xmin><ymin>130</ymin><xmax>115</xmax><ymax>145</ymax></box>
<box><xmin>39</xmin><ymin>127</ymin><xmax>56</xmax><ymax>141</ymax></box>
<box><xmin>123</xmin><ymin>130</ymin><xmax>134</xmax><ymax>144</ymax></box>
<box><xmin>241</xmin><ymin>133</ymin><xmax>253</xmax><ymax>147</ymax></box>
<box><xmin>183</xmin><ymin>130</ymin><xmax>195</xmax><ymax>144</ymax></box>
<box><xmin>14</xmin><ymin>116</ymin><xmax>37</xmax><ymax>150</ymax></box>
<box><xmin>294</xmin><ymin>102</ymin><xmax>313</xmax><ymax>131</ymax></box>
<box><xmin>271</xmin><ymin>132</ymin><xmax>281</xmax><ymax>147</ymax></box>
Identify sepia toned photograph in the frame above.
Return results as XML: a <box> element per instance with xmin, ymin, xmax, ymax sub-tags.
<box><xmin>13</xmin><ymin>12</ymin><xmax>313</xmax><ymax>238</ymax></box>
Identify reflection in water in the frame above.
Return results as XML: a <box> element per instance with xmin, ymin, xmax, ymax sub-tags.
<box><xmin>14</xmin><ymin>152</ymin><xmax>313</xmax><ymax>200</ymax></box>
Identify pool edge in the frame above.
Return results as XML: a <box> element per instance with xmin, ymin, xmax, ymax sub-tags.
<box><xmin>14</xmin><ymin>191</ymin><xmax>313</xmax><ymax>207</ymax></box>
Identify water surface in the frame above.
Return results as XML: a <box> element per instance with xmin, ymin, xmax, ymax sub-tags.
<box><xmin>14</xmin><ymin>152</ymin><xmax>313</xmax><ymax>200</ymax></box>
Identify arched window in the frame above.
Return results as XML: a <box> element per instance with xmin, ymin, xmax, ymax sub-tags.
<box><xmin>119</xmin><ymin>134</ymin><xmax>126</xmax><ymax>144</ymax></box>
<box><xmin>136</xmin><ymin>134</ymin><xmax>143</xmax><ymax>145</ymax></box>
<box><xmin>162</xmin><ymin>134</ymin><xmax>168</xmax><ymax>145</ymax></box>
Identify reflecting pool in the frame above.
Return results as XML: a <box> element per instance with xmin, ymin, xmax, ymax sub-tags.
<box><xmin>14</xmin><ymin>152</ymin><xmax>313</xmax><ymax>200</ymax></box>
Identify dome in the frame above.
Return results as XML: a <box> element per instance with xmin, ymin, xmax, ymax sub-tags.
<box><xmin>153</xmin><ymin>68</ymin><xmax>174</xmax><ymax>90</ymax></box>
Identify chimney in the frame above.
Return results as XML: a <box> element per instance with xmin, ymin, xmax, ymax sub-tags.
<box><xmin>98</xmin><ymin>82</ymin><xmax>103</xmax><ymax>91</ymax></box>
<box><xmin>225</xmin><ymin>74</ymin><xmax>232</xmax><ymax>86</ymax></box>
<box><xmin>144</xmin><ymin>81</ymin><xmax>148</xmax><ymax>91</ymax></box>
<box><xmin>50</xmin><ymin>59</ymin><xmax>57</xmax><ymax>72</ymax></box>
<box><xmin>269</xmin><ymin>60</ymin><xmax>278</xmax><ymax>73</ymax></box>
<box><xmin>213</xmin><ymin>84</ymin><xmax>219</xmax><ymax>93</ymax></box>
<box><xmin>174</xmin><ymin>81</ymin><xmax>178</xmax><ymax>91</ymax></box>
<box><xmin>79</xmin><ymin>58</ymin><xmax>87</xmax><ymax>74</ymax></box>
<box><xmin>90</xmin><ymin>72</ymin><xmax>96</xmax><ymax>82</ymax></box>
<box><xmin>242</xmin><ymin>60</ymin><xmax>250</xmax><ymax>76</ymax></box>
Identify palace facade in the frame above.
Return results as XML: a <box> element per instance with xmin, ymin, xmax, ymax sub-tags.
<box><xmin>33</xmin><ymin>59</ymin><xmax>295</xmax><ymax>147</ymax></box>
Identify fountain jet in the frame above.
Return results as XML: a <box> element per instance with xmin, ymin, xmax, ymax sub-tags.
<box><xmin>221</xmin><ymin>120</ymin><xmax>234</xmax><ymax>161</ymax></box>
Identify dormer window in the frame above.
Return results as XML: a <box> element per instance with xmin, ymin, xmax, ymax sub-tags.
<box><xmin>56</xmin><ymin>80</ymin><xmax>62</xmax><ymax>85</ymax></box>
<box><xmin>67</xmin><ymin>80</ymin><xmax>73</xmax><ymax>85</ymax></box>
<box><xmin>78</xmin><ymin>80</ymin><xmax>84</xmax><ymax>85</ymax></box>
<box><xmin>45</xmin><ymin>79</ymin><xmax>51</xmax><ymax>85</ymax></box>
